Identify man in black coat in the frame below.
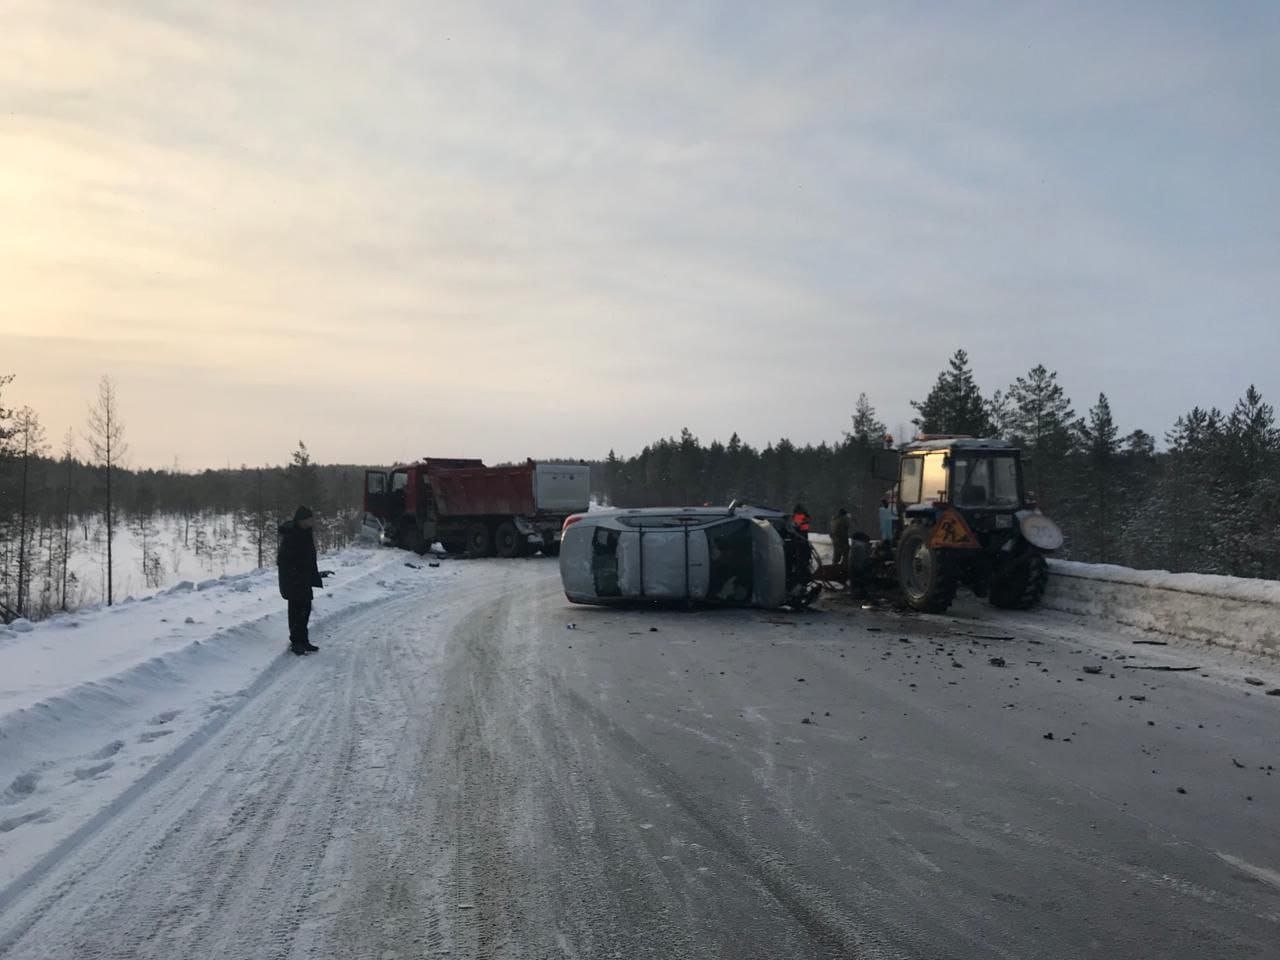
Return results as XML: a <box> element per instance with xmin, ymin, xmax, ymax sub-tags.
<box><xmin>278</xmin><ymin>506</ymin><xmax>324</xmax><ymax>655</ymax></box>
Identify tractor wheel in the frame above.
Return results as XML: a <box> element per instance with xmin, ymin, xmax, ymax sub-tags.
<box><xmin>896</xmin><ymin>525</ymin><xmax>958</xmax><ymax>613</ymax></box>
<box><xmin>990</xmin><ymin>551</ymin><xmax>1049</xmax><ymax>610</ymax></box>
<box><xmin>465</xmin><ymin>522</ymin><xmax>493</xmax><ymax>558</ymax></box>
<box><xmin>494</xmin><ymin>521</ymin><xmax>522</xmax><ymax>558</ymax></box>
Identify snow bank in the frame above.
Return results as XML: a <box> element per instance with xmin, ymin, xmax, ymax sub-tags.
<box><xmin>1045</xmin><ymin>560</ymin><xmax>1280</xmax><ymax>657</ymax></box>
<box><xmin>0</xmin><ymin>543</ymin><xmax>437</xmax><ymax>889</ymax></box>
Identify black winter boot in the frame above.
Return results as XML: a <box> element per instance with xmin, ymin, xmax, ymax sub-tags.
<box><xmin>303</xmin><ymin>641</ymin><xmax>319</xmax><ymax>652</ymax></box>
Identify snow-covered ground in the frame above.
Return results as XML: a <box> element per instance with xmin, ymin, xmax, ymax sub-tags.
<box><xmin>0</xmin><ymin>542</ymin><xmax>431</xmax><ymax>890</ymax></box>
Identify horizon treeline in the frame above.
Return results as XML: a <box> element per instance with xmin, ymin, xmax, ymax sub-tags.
<box><xmin>3</xmin><ymin>355</ymin><xmax>1278</xmax><ymax>621</ymax></box>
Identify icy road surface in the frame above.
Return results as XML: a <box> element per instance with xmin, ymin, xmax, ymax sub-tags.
<box><xmin>1</xmin><ymin>558</ymin><xmax>1278</xmax><ymax>959</ymax></box>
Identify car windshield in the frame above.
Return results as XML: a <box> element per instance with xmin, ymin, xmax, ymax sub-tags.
<box><xmin>952</xmin><ymin>455</ymin><xmax>1020</xmax><ymax>508</ymax></box>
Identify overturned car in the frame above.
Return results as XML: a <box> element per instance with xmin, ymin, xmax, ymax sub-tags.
<box><xmin>558</xmin><ymin>505</ymin><xmax>816</xmax><ymax>609</ymax></box>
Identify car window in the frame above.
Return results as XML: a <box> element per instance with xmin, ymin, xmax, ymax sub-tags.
<box><xmin>592</xmin><ymin>528</ymin><xmax>622</xmax><ymax>597</ymax></box>
<box><xmin>706</xmin><ymin>520</ymin><xmax>753</xmax><ymax>603</ymax></box>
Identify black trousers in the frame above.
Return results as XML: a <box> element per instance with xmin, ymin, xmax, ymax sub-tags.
<box><xmin>287</xmin><ymin>593</ymin><xmax>313</xmax><ymax>644</ymax></box>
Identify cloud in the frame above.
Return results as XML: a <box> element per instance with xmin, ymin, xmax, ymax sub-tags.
<box><xmin>1</xmin><ymin>1</ymin><xmax>1276</xmax><ymax>466</ymax></box>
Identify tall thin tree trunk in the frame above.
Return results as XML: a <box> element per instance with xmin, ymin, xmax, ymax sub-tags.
<box><xmin>16</xmin><ymin>444</ymin><xmax>30</xmax><ymax>615</ymax></box>
<box><xmin>61</xmin><ymin>460</ymin><xmax>73</xmax><ymax>610</ymax></box>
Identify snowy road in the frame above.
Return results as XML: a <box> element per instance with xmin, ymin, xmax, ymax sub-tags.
<box><xmin>2</xmin><ymin>558</ymin><xmax>1278</xmax><ymax>958</ymax></box>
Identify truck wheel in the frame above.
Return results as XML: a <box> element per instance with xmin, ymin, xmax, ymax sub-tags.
<box><xmin>896</xmin><ymin>525</ymin><xmax>958</xmax><ymax>613</ymax></box>
<box><xmin>542</xmin><ymin>541</ymin><xmax>561</xmax><ymax>558</ymax></box>
<box><xmin>400</xmin><ymin>518</ymin><xmax>426</xmax><ymax>555</ymax></box>
<box><xmin>990</xmin><ymin>551</ymin><xmax>1048</xmax><ymax>610</ymax></box>
<box><xmin>465</xmin><ymin>523</ymin><xmax>492</xmax><ymax>558</ymax></box>
<box><xmin>494</xmin><ymin>521</ymin><xmax>522</xmax><ymax>559</ymax></box>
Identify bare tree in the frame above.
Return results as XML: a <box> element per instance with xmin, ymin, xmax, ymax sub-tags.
<box><xmin>86</xmin><ymin>376</ymin><xmax>128</xmax><ymax>606</ymax></box>
<box><xmin>59</xmin><ymin>430</ymin><xmax>77</xmax><ymax>610</ymax></box>
<box><xmin>13</xmin><ymin>407</ymin><xmax>47</xmax><ymax>617</ymax></box>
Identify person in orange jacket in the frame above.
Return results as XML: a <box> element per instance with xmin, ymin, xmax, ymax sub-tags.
<box><xmin>792</xmin><ymin>503</ymin><xmax>812</xmax><ymax>539</ymax></box>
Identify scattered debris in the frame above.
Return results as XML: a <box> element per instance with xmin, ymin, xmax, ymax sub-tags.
<box><xmin>796</xmin><ymin>677</ymin><xmax>806</xmax><ymax>683</ymax></box>
<box><xmin>1232</xmin><ymin>758</ymin><xmax>1247</xmax><ymax>769</ymax></box>
<box><xmin>1133</xmin><ymin>640</ymin><xmax>1168</xmax><ymax>646</ymax></box>
<box><xmin>1043</xmin><ymin>732</ymin><xmax>1054</xmax><ymax>740</ymax></box>
<box><xmin>566</xmin><ymin>624</ymin><xmax>577</xmax><ymax>630</ymax></box>
<box><xmin>1176</xmin><ymin>787</ymin><xmax>1187</xmax><ymax>795</ymax></box>
<box><xmin>428</xmin><ymin>562</ymin><xmax>441</xmax><ymax>568</ymax></box>
<box><xmin>969</xmin><ymin>633</ymin><xmax>1015</xmax><ymax>641</ymax></box>
<box><xmin>649</xmin><ymin>627</ymin><xmax>659</xmax><ymax>633</ymax></box>
<box><xmin>1267</xmin><ymin>689</ymin><xmax>1280</xmax><ymax>697</ymax></box>
<box><xmin>1122</xmin><ymin>665</ymin><xmax>1198</xmax><ymax>672</ymax></box>
<box><xmin>1129</xmin><ymin>695</ymin><xmax>1147</xmax><ymax>701</ymax></box>
<box><xmin>1244</xmin><ymin>677</ymin><xmax>1265</xmax><ymax>686</ymax></box>
<box><xmin>1083</xmin><ymin>665</ymin><xmax>1103</xmax><ymax>675</ymax></box>
<box><xmin>404</xmin><ymin>562</ymin><xmax>421</xmax><ymax>569</ymax></box>
<box><xmin>800</xmin><ymin>717</ymin><xmax>813</xmax><ymax>725</ymax></box>
<box><xmin>951</xmin><ymin>661</ymin><xmax>965</xmax><ymax>669</ymax></box>
<box><xmin>866</xmin><ymin>627</ymin><xmax>883</xmax><ymax>633</ymax></box>
<box><xmin>988</xmin><ymin>657</ymin><xmax>1007</xmax><ymax>668</ymax></box>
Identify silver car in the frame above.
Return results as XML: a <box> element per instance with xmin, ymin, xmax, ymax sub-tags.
<box><xmin>558</xmin><ymin>506</ymin><xmax>791</xmax><ymax>608</ymax></box>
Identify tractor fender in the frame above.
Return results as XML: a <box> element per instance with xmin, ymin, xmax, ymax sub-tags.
<box><xmin>1015</xmin><ymin>510</ymin><xmax>1064</xmax><ymax>552</ymax></box>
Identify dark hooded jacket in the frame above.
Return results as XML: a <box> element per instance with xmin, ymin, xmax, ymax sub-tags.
<box><xmin>277</xmin><ymin>511</ymin><xmax>322</xmax><ymax>600</ymax></box>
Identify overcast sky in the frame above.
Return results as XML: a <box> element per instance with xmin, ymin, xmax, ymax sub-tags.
<box><xmin>2</xmin><ymin>2</ymin><xmax>1277</xmax><ymax>468</ymax></box>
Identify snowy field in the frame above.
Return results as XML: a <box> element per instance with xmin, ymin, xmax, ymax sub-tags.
<box><xmin>56</xmin><ymin>514</ymin><xmax>295</xmax><ymax>611</ymax></box>
<box><xmin>0</xmin><ymin>542</ymin><xmax>425</xmax><ymax>890</ymax></box>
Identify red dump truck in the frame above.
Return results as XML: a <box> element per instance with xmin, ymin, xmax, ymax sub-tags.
<box><xmin>363</xmin><ymin>459</ymin><xmax>592</xmax><ymax>557</ymax></box>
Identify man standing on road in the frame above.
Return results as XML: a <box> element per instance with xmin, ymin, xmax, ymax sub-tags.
<box><xmin>830</xmin><ymin>507</ymin><xmax>851</xmax><ymax>569</ymax></box>
<box><xmin>278</xmin><ymin>506</ymin><xmax>325</xmax><ymax>656</ymax></box>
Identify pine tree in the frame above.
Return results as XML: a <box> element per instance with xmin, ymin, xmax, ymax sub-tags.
<box><xmin>847</xmin><ymin>393</ymin><xmax>887</xmax><ymax>447</ymax></box>
<box><xmin>1005</xmin><ymin>365</ymin><xmax>1076</xmax><ymax>509</ymax></box>
<box><xmin>1075</xmin><ymin>394</ymin><xmax>1120</xmax><ymax>562</ymax></box>
<box><xmin>911</xmin><ymin>349</ymin><xmax>992</xmax><ymax>437</ymax></box>
<box><xmin>286</xmin><ymin>441</ymin><xmax>320</xmax><ymax>510</ymax></box>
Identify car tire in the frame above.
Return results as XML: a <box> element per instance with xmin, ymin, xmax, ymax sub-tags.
<box><xmin>896</xmin><ymin>524</ymin><xmax>958</xmax><ymax>613</ymax></box>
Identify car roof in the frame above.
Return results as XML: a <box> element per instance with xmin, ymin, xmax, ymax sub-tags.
<box><xmin>583</xmin><ymin>504</ymin><xmax>785</xmax><ymax>519</ymax></box>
